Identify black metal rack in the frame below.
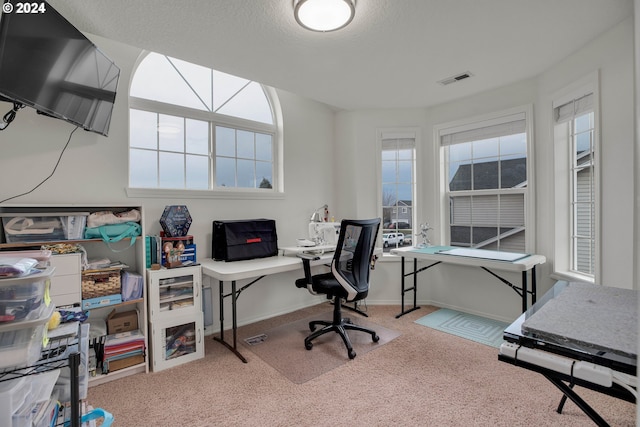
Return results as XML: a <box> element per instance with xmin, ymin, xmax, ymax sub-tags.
<box><xmin>0</xmin><ymin>324</ymin><xmax>83</xmax><ymax>427</ymax></box>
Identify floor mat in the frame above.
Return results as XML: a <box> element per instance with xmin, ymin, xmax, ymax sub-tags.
<box><xmin>415</xmin><ymin>308</ymin><xmax>508</xmax><ymax>348</ymax></box>
<box><xmin>240</xmin><ymin>311</ymin><xmax>401</xmax><ymax>384</ymax></box>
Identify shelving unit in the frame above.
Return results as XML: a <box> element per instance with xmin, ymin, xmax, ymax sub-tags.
<box><xmin>147</xmin><ymin>266</ymin><xmax>204</xmax><ymax>372</ymax></box>
<box><xmin>0</xmin><ymin>205</ymin><xmax>149</xmax><ymax>386</ymax></box>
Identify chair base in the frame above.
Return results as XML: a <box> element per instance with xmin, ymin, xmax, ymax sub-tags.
<box><xmin>304</xmin><ymin>298</ymin><xmax>379</xmax><ymax>359</ymax></box>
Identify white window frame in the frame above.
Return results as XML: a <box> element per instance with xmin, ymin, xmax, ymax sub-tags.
<box><xmin>434</xmin><ymin>105</ymin><xmax>535</xmax><ymax>252</ymax></box>
<box><xmin>552</xmin><ymin>72</ymin><xmax>600</xmax><ymax>284</ymax></box>
<box><xmin>126</xmin><ymin>53</ymin><xmax>284</xmax><ymax>200</ymax></box>
<box><xmin>377</xmin><ymin>127</ymin><xmax>420</xmax><ymax>256</ymax></box>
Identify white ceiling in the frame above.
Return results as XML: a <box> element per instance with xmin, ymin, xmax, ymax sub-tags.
<box><xmin>48</xmin><ymin>0</ymin><xmax>634</xmax><ymax>111</ymax></box>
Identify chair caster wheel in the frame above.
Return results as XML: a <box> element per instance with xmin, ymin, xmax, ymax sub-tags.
<box><xmin>305</xmin><ymin>341</ymin><xmax>313</xmax><ymax>350</ymax></box>
<box><xmin>348</xmin><ymin>349</ymin><xmax>356</xmax><ymax>359</ymax></box>
<box><xmin>372</xmin><ymin>334</ymin><xmax>380</xmax><ymax>342</ymax></box>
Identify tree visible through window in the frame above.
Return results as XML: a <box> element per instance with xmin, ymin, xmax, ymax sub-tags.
<box><xmin>129</xmin><ymin>52</ymin><xmax>277</xmax><ymax>191</ymax></box>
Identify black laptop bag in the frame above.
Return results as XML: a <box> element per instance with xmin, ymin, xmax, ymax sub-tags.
<box><xmin>212</xmin><ymin>219</ymin><xmax>278</xmax><ymax>261</ymax></box>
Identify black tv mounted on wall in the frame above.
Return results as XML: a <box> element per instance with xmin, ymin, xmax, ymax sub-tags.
<box><xmin>0</xmin><ymin>0</ymin><xmax>120</xmax><ymax>136</ymax></box>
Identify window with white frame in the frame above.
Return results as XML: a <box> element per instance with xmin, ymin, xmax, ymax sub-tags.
<box><xmin>128</xmin><ymin>52</ymin><xmax>279</xmax><ymax>192</ymax></box>
<box><xmin>438</xmin><ymin>107</ymin><xmax>531</xmax><ymax>252</ymax></box>
<box><xmin>553</xmin><ymin>87</ymin><xmax>598</xmax><ymax>281</ymax></box>
<box><xmin>380</xmin><ymin>131</ymin><xmax>416</xmax><ymax>252</ymax></box>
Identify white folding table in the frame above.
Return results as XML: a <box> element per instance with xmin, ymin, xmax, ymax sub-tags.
<box><xmin>390</xmin><ymin>245</ymin><xmax>546</xmax><ymax>317</ymax></box>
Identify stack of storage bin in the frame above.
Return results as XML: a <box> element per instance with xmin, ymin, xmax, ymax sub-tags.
<box><xmin>0</xmin><ymin>267</ymin><xmax>62</xmax><ymax>427</ymax></box>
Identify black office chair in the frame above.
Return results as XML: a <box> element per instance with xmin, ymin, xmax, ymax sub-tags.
<box><xmin>295</xmin><ymin>218</ymin><xmax>381</xmax><ymax>359</ymax></box>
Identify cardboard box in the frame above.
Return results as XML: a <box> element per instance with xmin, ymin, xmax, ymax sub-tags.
<box><xmin>106</xmin><ymin>309</ymin><xmax>138</xmax><ymax>334</ymax></box>
<box><xmin>107</xmin><ymin>354</ymin><xmax>145</xmax><ymax>372</ymax></box>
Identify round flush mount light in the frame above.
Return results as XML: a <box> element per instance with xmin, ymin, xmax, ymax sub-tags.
<box><xmin>294</xmin><ymin>0</ymin><xmax>356</xmax><ymax>32</ymax></box>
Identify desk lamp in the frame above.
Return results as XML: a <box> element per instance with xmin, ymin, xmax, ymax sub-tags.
<box><xmin>309</xmin><ymin>204</ymin><xmax>328</xmax><ymax>222</ymax></box>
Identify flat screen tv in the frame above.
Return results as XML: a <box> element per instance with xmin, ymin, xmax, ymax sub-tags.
<box><xmin>0</xmin><ymin>1</ymin><xmax>120</xmax><ymax>136</ymax></box>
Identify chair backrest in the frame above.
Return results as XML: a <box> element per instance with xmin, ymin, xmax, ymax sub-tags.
<box><xmin>331</xmin><ymin>218</ymin><xmax>381</xmax><ymax>301</ymax></box>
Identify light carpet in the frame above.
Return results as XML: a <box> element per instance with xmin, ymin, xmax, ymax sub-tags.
<box><xmin>415</xmin><ymin>308</ymin><xmax>508</xmax><ymax>348</ymax></box>
<box><xmin>239</xmin><ymin>311</ymin><xmax>400</xmax><ymax>383</ymax></box>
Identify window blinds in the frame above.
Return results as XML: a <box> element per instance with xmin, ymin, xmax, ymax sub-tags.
<box><xmin>440</xmin><ymin>113</ymin><xmax>526</xmax><ymax>146</ymax></box>
<box><xmin>553</xmin><ymin>93</ymin><xmax>594</xmax><ymax>124</ymax></box>
<box><xmin>382</xmin><ymin>137</ymin><xmax>415</xmax><ymax>150</ymax></box>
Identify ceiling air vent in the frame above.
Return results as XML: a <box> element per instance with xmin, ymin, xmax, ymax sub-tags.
<box><xmin>438</xmin><ymin>71</ymin><xmax>473</xmax><ymax>86</ymax></box>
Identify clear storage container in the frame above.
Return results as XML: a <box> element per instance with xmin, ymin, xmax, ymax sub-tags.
<box><xmin>0</xmin><ymin>267</ymin><xmax>53</xmax><ymax>324</ymax></box>
<box><xmin>0</xmin><ymin>303</ymin><xmax>54</xmax><ymax>370</ymax></box>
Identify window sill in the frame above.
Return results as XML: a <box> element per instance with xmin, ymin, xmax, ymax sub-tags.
<box><xmin>550</xmin><ymin>270</ymin><xmax>595</xmax><ymax>284</ymax></box>
<box><xmin>126</xmin><ymin>187</ymin><xmax>285</xmax><ymax>200</ymax></box>
<box><xmin>378</xmin><ymin>251</ymin><xmax>405</xmax><ymax>262</ymax></box>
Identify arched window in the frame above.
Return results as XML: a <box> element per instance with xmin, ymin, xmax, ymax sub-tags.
<box><xmin>128</xmin><ymin>52</ymin><xmax>281</xmax><ymax>194</ymax></box>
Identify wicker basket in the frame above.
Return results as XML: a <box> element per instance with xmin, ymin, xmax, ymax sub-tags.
<box><xmin>81</xmin><ymin>268</ymin><xmax>121</xmax><ymax>299</ymax></box>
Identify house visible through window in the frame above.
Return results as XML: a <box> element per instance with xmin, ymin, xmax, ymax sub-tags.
<box><xmin>380</xmin><ymin>133</ymin><xmax>416</xmax><ymax>252</ymax></box>
<box><xmin>129</xmin><ymin>52</ymin><xmax>278</xmax><ymax>192</ymax></box>
<box><xmin>438</xmin><ymin>108</ymin><xmax>531</xmax><ymax>252</ymax></box>
<box><xmin>553</xmin><ymin>89</ymin><xmax>597</xmax><ymax>280</ymax></box>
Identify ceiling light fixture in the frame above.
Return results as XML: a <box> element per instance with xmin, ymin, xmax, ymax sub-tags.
<box><xmin>294</xmin><ymin>0</ymin><xmax>355</xmax><ymax>32</ymax></box>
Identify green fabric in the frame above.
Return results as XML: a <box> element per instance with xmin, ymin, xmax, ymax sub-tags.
<box><xmin>410</xmin><ymin>245</ymin><xmax>456</xmax><ymax>255</ymax></box>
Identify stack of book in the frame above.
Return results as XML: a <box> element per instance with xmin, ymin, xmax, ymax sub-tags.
<box><xmin>102</xmin><ymin>329</ymin><xmax>145</xmax><ymax>373</ymax></box>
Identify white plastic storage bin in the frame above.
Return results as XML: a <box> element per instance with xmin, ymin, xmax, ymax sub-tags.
<box><xmin>0</xmin><ymin>303</ymin><xmax>54</xmax><ymax>370</ymax></box>
<box><xmin>0</xmin><ymin>369</ymin><xmax>60</xmax><ymax>427</ymax></box>
<box><xmin>13</xmin><ymin>369</ymin><xmax>60</xmax><ymax>427</ymax></box>
<box><xmin>0</xmin><ymin>267</ymin><xmax>53</xmax><ymax>324</ymax></box>
<box><xmin>52</xmin><ymin>323</ymin><xmax>89</xmax><ymax>401</ymax></box>
<box><xmin>0</xmin><ymin>376</ymin><xmax>30</xmax><ymax>427</ymax></box>
<box><xmin>1</xmin><ymin>212</ymin><xmax>88</xmax><ymax>243</ymax></box>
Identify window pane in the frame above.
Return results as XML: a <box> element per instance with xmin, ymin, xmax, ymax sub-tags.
<box><xmin>129</xmin><ymin>53</ymin><xmax>277</xmax><ymax>192</ymax></box>
<box><xmin>444</xmin><ymin>115</ymin><xmax>528</xmax><ymax>252</ymax></box>
<box><xmin>397</xmin><ymin>160</ymin><xmax>412</xmax><ymax>182</ymax></box>
<box><xmin>398</xmin><ymin>149</ymin><xmax>412</xmax><ymax>160</ymax></box>
<box><xmin>130</xmin><ymin>110</ymin><xmax>157</xmax><ymax>149</ymax></box>
<box><xmin>237</xmin><ymin>130</ymin><xmax>254</xmax><ymax>159</ymax></box>
<box><xmin>158</xmin><ymin>115</ymin><xmax>184</xmax><ymax>152</ymax></box>
<box><xmin>212</xmin><ymin>70</ymin><xmax>250</xmax><ymax>111</ymax></box>
<box><xmin>576</xmin><ymin>131</ymin><xmax>592</xmax><ymax>154</ymax></box>
<box><xmin>472</xmin><ymin>159</ymin><xmax>499</xmax><ymax>190</ymax></box>
<box><xmin>237</xmin><ymin>159</ymin><xmax>255</xmax><ymax>188</ymax></box>
<box><xmin>397</xmin><ymin>184</ymin><xmax>412</xmax><ymax>203</ymax></box>
<box><xmin>473</xmin><ymin>138</ymin><xmax>499</xmax><ymax>160</ymax></box>
<box><xmin>159</xmin><ymin>152</ymin><xmax>185</xmax><ymax>188</ymax></box>
<box><xmin>186</xmin><ymin>154</ymin><xmax>209</xmax><ymax>189</ymax></box>
<box><xmin>186</xmin><ymin>119</ymin><xmax>209</xmax><ymax>155</ymax></box>
<box><xmin>449</xmin><ymin>161</ymin><xmax>471</xmax><ymax>191</ymax></box>
<box><xmin>382</xmin><ymin>184</ymin><xmax>397</xmax><ymax>205</ymax></box>
<box><xmin>170</xmin><ymin>57</ymin><xmax>212</xmax><ymax>111</ymax></box>
<box><xmin>216</xmin><ymin>157</ymin><xmax>236</xmax><ymax>187</ymax></box>
<box><xmin>216</xmin><ymin>126</ymin><xmax>235</xmax><ymax>157</ymax></box>
<box><xmin>256</xmin><ymin>133</ymin><xmax>272</xmax><ymax>161</ymax></box>
<box><xmin>382</xmin><ymin>160</ymin><xmax>397</xmax><ymax>183</ymax></box>
<box><xmin>575</xmin><ymin>113</ymin><xmax>591</xmax><ymax>133</ymax></box>
<box><xmin>473</xmin><ymin>227</ymin><xmax>498</xmax><ymax>245</ymax></box>
<box><xmin>131</xmin><ymin>53</ymin><xmax>206</xmax><ymax>110</ymax></box>
<box><xmin>500</xmin><ymin>155</ymin><xmax>527</xmax><ymax>188</ymax></box>
<box><xmin>382</xmin><ymin>150</ymin><xmax>396</xmax><ymax>161</ymax></box>
<box><xmin>500</xmin><ymin>133</ymin><xmax>526</xmax><ymax>156</ymax></box>
<box><xmin>129</xmin><ymin>148</ymin><xmax>157</xmax><ymax>187</ymax></box>
<box><xmin>450</xmin><ymin>226</ymin><xmax>471</xmax><ymax>247</ymax></box>
<box><xmin>449</xmin><ymin>143</ymin><xmax>471</xmax><ymax>162</ymax></box>
<box><xmin>256</xmin><ymin>161</ymin><xmax>272</xmax><ymax>188</ymax></box>
<box><xmin>217</xmin><ymin>81</ymin><xmax>273</xmax><ymax>124</ymax></box>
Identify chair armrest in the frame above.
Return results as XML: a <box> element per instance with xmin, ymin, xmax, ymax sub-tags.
<box><xmin>297</xmin><ymin>253</ymin><xmax>319</xmax><ymax>283</ymax></box>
